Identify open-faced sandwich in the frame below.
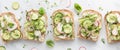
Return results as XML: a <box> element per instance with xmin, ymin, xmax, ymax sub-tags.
<box><xmin>52</xmin><ymin>9</ymin><xmax>75</xmax><ymax>41</ymax></box>
<box><xmin>0</xmin><ymin>12</ymin><xmax>22</xmax><ymax>43</ymax></box>
<box><xmin>23</xmin><ymin>7</ymin><xmax>47</xmax><ymax>42</ymax></box>
<box><xmin>105</xmin><ymin>11</ymin><xmax>120</xmax><ymax>43</ymax></box>
<box><xmin>78</xmin><ymin>9</ymin><xmax>102</xmax><ymax>41</ymax></box>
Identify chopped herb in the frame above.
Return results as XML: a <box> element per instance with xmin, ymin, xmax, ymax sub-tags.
<box><xmin>4</xmin><ymin>6</ymin><xmax>8</xmax><ymax>10</ymax></box>
<box><xmin>47</xmin><ymin>31</ymin><xmax>49</xmax><ymax>34</ymax></box>
<box><xmin>50</xmin><ymin>24</ymin><xmax>52</xmax><ymax>25</ymax></box>
<box><xmin>23</xmin><ymin>44</ymin><xmax>26</xmax><ymax>48</ymax></box>
<box><xmin>45</xmin><ymin>0</ymin><xmax>49</xmax><ymax>3</ymax></box>
<box><xmin>74</xmin><ymin>3</ymin><xmax>82</xmax><ymax>13</ymax></box>
<box><xmin>21</xmin><ymin>11</ymin><xmax>23</xmax><ymax>14</ymax></box>
<box><xmin>50</xmin><ymin>31</ymin><xmax>52</xmax><ymax>33</ymax></box>
<box><xmin>46</xmin><ymin>40</ymin><xmax>54</xmax><ymax>48</ymax></box>
<box><xmin>98</xmin><ymin>7</ymin><xmax>103</xmax><ymax>11</ymax></box>
<box><xmin>67</xmin><ymin>48</ymin><xmax>72</xmax><ymax>50</ymax></box>
<box><xmin>101</xmin><ymin>38</ymin><xmax>105</xmax><ymax>44</ymax></box>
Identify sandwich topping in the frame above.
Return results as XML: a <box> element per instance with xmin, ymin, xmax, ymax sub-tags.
<box><xmin>106</xmin><ymin>12</ymin><xmax>120</xmax><ymax>41</ymax></box>
<box><xmin>0</xmin><ymin>13</ymin><xmax>21</xmax><ymax>41</ymax></box>
<box><xmin>78</xmin><ymin>10</ymin><xmax>101</xmax><ymax>40</ymax></box>
<box><xmin>53</xmin><ymin>10</ymin><xmax>74</xmax><ymax>39</ymax></box>
<box><xmin>24</xmin><ymin>8</ymin><xmax>46</xmax><ymax>41</ymax></box>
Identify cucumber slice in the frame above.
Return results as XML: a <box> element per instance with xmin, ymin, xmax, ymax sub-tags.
<box><xmin>2</xmin><ymin>33</ymin><xmax>10</xmax><ymax>41</ymax></box>
<box><xmin>53</xmin><ymin>12</ymin><xmax>63</xmax><ymax>24</ymax></box>
<box><xmin>27</xmin><ymin>32</ymin><xmax>35</xmax><ymax>40</ymax></box>
<box><xmin>34</xmin><ymin>20</ymin><xmax>44</xmax><ymax>30</ymax></box>
<box><xmin>83</xmin><ymin>20</ymin><xmax>93</xmax><ymax>28</ymax></box>
<box><xmin>12</xmin><ymin>2</ymin><xmax>20</xmax><ymax>10</ymax></box>
<box><xmin>63</xmin><ymin>24</ymin><xmax>72</xmax><ymax>33</ymax></box>
<box><xmin>11</xmin><ymin>30</ymin><xmax>21</xmax><ymax>39</ymax></box>
<box><xmin>106</xmin><ymin>14</ymin><xmax>117</xmax><ymax>23</ymax></box>
<box><xmin>54</xmin><ymin>27</ymin><xmax>60</xmax><ymax>35</ymax></box>
<box><xmin>0</xmin><ymin>46</ymin><xmax>6</xmax><ymax>50</ymax></box>
<box><xmin>31</xmin><ymin>13</ymin><xmax>38</xmax><ymax>20</ymax></box>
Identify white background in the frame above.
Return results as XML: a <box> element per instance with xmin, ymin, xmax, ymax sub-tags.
<box><xmin>0</xmin><ymin>0</ymin><xmax>120</xmax><ymax>50</ymax></box>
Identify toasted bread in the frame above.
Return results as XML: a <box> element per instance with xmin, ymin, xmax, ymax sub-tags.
<box><xmin>0</xmin><ymin>12</ymin><xmax>22</xmax><ymax>43</ymax></box>
<box><xmin>78</xmin><ymin>9</ymin><xmax>102</xmax><ymax>42</ymax></box>
<box><xmin>52</xmin><ymin>9</ymin><xmax>75</xmax><ymax>41</ymax></box>
<box><xmin>104</xmin><ymin>11</ymin><xmax>120</xmax><ymax>43</ymax></box>
<box><xmin>23</xmin><ymin>9</ymin><xmax>47</xmax><ymax>42</ymax></box>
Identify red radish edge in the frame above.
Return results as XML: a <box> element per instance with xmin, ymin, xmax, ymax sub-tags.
<box><xmin>79</xmin><ymin>46</ymin><xmax>86</xmax><ymax>50</ymax></box>
<box><xmin>31</xmin><ymin>47</ymin><xmax>37</xmax><ymax>50</ymax></box>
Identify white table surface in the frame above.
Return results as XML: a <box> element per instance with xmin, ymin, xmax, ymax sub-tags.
<box><xmin>0</xmin><ymin>0</ymin><xmax>120</xmax><ymax>50</ymax></box>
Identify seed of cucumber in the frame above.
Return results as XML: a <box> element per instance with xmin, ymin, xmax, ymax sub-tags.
<box><xmin>12</xmin><ymin>2</ymin><xmax>20</xmax><ymax>10</ymax></box>
<box><xmin>2</xmin><ymin>33</ymin><xmax>10</xmax><ymax>41</ymax></box>
<box><xmin>106</xmin><ymin>14</ymin><xmax>117</xmax><ymax>23</ymax></box>
<box><xmin>63</xmin><ymin>24</ymin><xmax>72</xmax><ymax>33</ymax></box>
<box><xmin>27</xmin><ymin>32</ymin><xmax>35</xmax><ymax>40</ymax></box>
<box><xmin>0</xmin><ymin>46</ymin><xmax>6</xmax><ymax>50</ymax></box>
<box><xmin>11</xmin><ymin>30</ymin><xmax>21</xmax><ymax>39</ymax></box>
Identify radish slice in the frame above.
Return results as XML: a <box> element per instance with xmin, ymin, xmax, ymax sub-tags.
<box><xmin>57</xmin><ymin>23</ymin><xmax>63</xmax><ymax>33</ymax></box>
<box><xmin>34</xmin><ymin>31</ymin><xmax>41</xmax><ymax>37</ymax></box>
<box><xmin>112</xmin><ymin>27</ymin><xmax>118</xmax><ymax>35</ymax></box>
<box><xmin>79</xmin><ymin>46</ymin><xmax>86</xmax><ymax>50</ymax></box>
<box><xmin>65</xmin><ymin>17</ymin><xmax>70</xmax><ymax>23</ymax></box>
<box><xmin>31</xmin><ymin>47</ymin><xmax>37</xmax><ymax>50</ymax></box>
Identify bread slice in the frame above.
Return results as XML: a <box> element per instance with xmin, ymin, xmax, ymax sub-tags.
<box><xmin>104</xmin><ymin>11</ymin><xmax>120</xmax><ymax>43</ymax></box>
<box><xmin>0</xmin><ymin>12</ymin><xmax>22</xmax><ymax>43</ymax></box>
<box><xmin>78</xmin><ymin>9</ymin><xmax>102</xmax><ymax>41</ymax></box>
<box><xmin>52</xmin><ymin>9</ymin><xmax>75</xmax><ymax>41</ymax></box>
<box><xmin>23</xmin><ymin>9</ymin><xmax>47</xmax><ymax>42</ymax></box>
